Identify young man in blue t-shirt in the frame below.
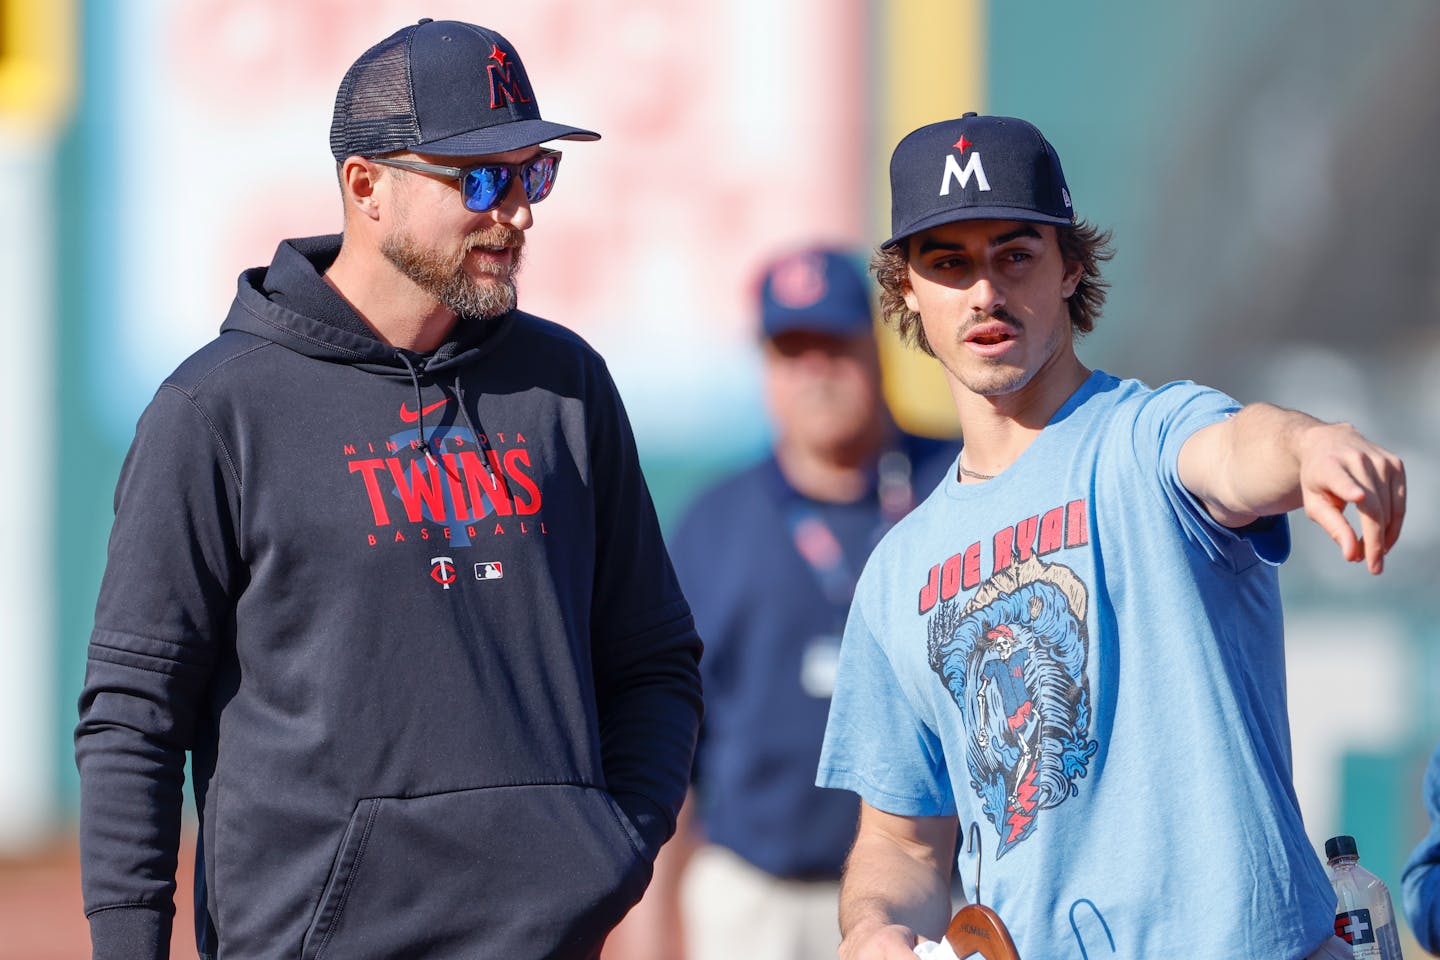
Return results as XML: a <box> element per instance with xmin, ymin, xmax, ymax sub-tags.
<box><xmin>816</xmin><ymin>114</ymin><xmax>1406</xmax><ymax>960</ymax></box>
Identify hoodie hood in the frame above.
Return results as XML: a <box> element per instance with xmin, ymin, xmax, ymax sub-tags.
<box><xmin>221</xmin><ymin>234</ymin><xmax>517</xmax><ymax>377</ymax></box>
<box><xmin>223</xmin><ymin>235</ymin><xmax>526</xmax><ymax>464</ymax></box>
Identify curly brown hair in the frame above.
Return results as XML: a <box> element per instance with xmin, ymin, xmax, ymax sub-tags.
<box><xmin>870</xmin><ymin>221</ymin><xmax>1114</xmax><ymax>357</ymax></box>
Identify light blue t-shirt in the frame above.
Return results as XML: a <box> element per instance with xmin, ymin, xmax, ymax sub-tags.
<box><xmin>817</xmin><ymin>372</ymin><xmax>1336</xmax><ymax>959</ymax></box>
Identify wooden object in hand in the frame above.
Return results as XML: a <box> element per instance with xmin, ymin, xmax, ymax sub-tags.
<box><xmin>944</xmin><ymin>903</ymin><xmax>1021</xmax><ymax>960</ymax></box>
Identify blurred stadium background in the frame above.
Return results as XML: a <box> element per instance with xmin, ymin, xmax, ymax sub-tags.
<box><xmin>1</xmin><ymin>0</ymin><xmax>1436</xmax><ymax>955</ymax></box>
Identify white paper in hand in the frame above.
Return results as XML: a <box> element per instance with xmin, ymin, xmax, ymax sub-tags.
<box><xmin>913</xmin><ymin>937</ymin><xmax>960</xmax><ymax>959</ymax></box>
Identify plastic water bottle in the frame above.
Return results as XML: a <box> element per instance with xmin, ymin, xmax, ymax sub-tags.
<box><xmin>1326</xmin><ymin>834</ymin><xmax>1405</xmax><ymax>959</ymax></box>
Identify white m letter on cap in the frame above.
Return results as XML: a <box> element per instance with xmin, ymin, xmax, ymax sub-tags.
<box><xmin>940</xmin><ymin>152</ymin><xmax>990</xmax><ymax>195</ymax></box>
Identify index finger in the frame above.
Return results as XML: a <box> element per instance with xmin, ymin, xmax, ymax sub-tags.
<box><xmin>1358</xmin><ymin>497</ymin><xmax>1386</xmax><ymax>574</ymax></box>
<box><xmin>1348</xmin><ymin>458</ymin><xmax>1393</xmax><ymax>574</ymax></box>
<box><xmin>1383</xmin><ymin>458</ymin><xmax>1407</xmax><ymax>553</ymax></box>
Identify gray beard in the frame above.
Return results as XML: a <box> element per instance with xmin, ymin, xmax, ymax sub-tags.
<box><xmin>381</xmin><ymin>231</ymin><xmax>524</xmax><ymax>320</ymax></box>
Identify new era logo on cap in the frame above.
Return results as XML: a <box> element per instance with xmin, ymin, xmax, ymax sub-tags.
<box><xmin>883</xmin><ymin>113</ymin><xmax>1075</xmax><ymax>249</ymax></box>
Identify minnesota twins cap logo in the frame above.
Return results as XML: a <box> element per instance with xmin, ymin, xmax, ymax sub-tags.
<box><xmin>759</xmin><ymin>247</ymin><xmax>873</xmax><ymax>339</ymax></box>
<box><xmin>883</xmin><ymin>112</ymin><xmax>1076</xmax><ymax>249</ymax></box>
<box><xmin>769</xmin><ymin>252</ymin><xmax>829</xmax><ymax>309</ymax></box>
<box><xmin>941</xmin><ymin>133</ymin><xmax>991</xmax><ymax>196</ymax></box>
<box><xmin>486</xmin><ymin>42</ymin><xmax>532</xmax><ymax>109</ymax></box>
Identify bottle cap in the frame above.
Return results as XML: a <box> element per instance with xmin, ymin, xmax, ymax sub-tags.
<box><xmin>1325</xmin><ymin>835</ymin><xmax>1359</xmax><ymax>861</ymax></box>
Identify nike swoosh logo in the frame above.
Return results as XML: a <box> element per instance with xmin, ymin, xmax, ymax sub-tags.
<box><xmin>399</xmin><ymin>399</ymin><xmax>448</xmax><ymax>423</ymax></box>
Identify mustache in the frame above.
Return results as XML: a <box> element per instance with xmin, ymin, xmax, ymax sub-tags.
<box><xmin>467</xmin><ymin>224</ymin><xmax>525</xmax><ymax>251</ymax></box>
<box><xmin>980</xmin><ymin>306</ymin><xmax>1022</xmax><ymax>325</ymax></box>
<box><xmin>964</xmin><ymin>306</ymin><xmax>1023</xmax><ymax>330</ymax></box>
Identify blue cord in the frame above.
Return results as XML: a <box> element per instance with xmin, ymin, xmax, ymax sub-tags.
<box><xmin>1068</xmin><ymin>898</ymin><xmax>1116</xmax><ymax>958</ymax></box>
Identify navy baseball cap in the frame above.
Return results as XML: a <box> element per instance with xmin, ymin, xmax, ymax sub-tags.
<box><xmin>883</xmin><ymin>113</ymin><xmax>1074</xmax><ymax>249</ymax></box>
<box><xmin>329</xmin><ymin>19</ymin><xmax>599</xmax><ymax>161</ymax></box>
<box><xmin>759</xmin><ymin>248</ymin><xmax>873</xmax><ymax>339</ymax></box>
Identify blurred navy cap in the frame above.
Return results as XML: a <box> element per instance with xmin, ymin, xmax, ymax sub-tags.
<box><xmin>759</xmin><ymin>248</ymin><xmax>873</xmax><ymax>339</ymax></box>
<box><xmin>883</xmin><ymin>113</ymin><xmax>1074</xmax><ymax>249</ymax></box>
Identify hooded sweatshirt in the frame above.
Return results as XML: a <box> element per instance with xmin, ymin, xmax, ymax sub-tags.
<box><xmin>75</xmin><ymin>235</ymin><xmax>703</xmax><ymax>960</ymax></box>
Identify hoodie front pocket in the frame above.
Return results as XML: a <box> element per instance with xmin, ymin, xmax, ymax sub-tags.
<box><xmin>301</xmin><ymin>797</ymin><xmax>382</xmax><ymax>960</ymax></box>
<box><xmin>300</xmin><ymin>784</ymin><xmax>650</xmax><ymax>960</ymax></box>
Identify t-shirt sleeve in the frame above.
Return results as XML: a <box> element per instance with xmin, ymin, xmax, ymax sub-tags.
<box><xmin>1129</xmin><ymin>381</ymin><xmax>1290</xmax><ymax>567</ymax></box>
<box><xmin>816</xmin><ymin>573</ymin><xmax>955</xmax><ymax>817</ymax></box>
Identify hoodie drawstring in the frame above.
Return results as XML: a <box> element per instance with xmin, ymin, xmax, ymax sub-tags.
<box><xmin>396</xmin><ymin>352</ymin><xmax>505</xmax><ymax>491</ymax></box>
<box><xmin>453</xmin><ymin>376</ymin><xmax>505</xmax><ymax>489</ymax></box>
<box><xmin>397</xmin><ymin>352</ymin><xmax>438</xmax><ymax>465</ymax></box>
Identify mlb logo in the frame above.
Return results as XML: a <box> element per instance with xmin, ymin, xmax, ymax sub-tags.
<box><xmin>474</xmin><ymin>562</ymin><xmax>505</xmax><ymax>581</ymax></box>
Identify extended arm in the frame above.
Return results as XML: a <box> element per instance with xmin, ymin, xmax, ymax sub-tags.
<box><xmin>1177</xmin><ymin>403</ymin><xmax>1405</xmax><ymax>573</ymax></box>
<box><xmin>839</xmin><ymin>803</ymin><xmax>957</xmax><ymax>960</ymax></box>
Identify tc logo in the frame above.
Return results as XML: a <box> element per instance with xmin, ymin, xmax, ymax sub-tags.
<box><xmin>475</xmin><ymin>561</ymin><xmax>505</xmax><ymax>581</ymax></box>
<box><xmin>1335</xmin><ymin>908</ymin><xmax>1375</xmax><ymax>945</ymax></box>
<box><xmin>430</xmin><ymin>556</ymin><xmax>457</xmax><ymax>589</ymax></box>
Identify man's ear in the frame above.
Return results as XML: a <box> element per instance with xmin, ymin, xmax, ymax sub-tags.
<box><xmin>1060</xmin><ymin>257</ymin><xmax>1083</xmax><ymax>299</ymax></box>
<box><xmin>339</xmin><ymin>157</ymin><xmax>383</xmax><ymax>222</ymax></box>
<box><xmin>901</xmin><ymin>270</ymin><xmax>920</xmax><ymax>314</ymax></box>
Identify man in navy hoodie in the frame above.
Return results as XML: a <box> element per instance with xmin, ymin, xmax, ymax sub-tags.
<box><xmin>74</xmin><ymin>19</ymin><xmax>702</xmax><ymax>960</ymax></box>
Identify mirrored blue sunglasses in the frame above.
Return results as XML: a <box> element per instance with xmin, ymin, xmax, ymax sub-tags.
<box><xmin>367</xmin><ymin>149</ymin><xmax>562</xmax><ymax>212</ymax></box>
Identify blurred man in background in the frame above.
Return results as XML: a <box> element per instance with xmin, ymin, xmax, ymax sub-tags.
<box><xmin>74</xmin><ymin>19</ymin><xmax>700</xmax><ymax>959</ymax></box>
<box><xmin>606</xmin><ymin>247</ymin><xmax>954</xmax><ymax>960</ymax></box>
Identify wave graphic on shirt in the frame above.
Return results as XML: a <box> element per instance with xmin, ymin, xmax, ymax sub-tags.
<box><xmin>927</xmin><ymin>557</ymin><xmax>1098</xmax><ymax>858</ymax></box>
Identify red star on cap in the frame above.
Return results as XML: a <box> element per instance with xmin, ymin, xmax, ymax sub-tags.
<box><xmin>489</xmin><ymin>44</ymin><xmax>508</xmax><ymax>66</ymax></box>
<box><xmin>954</xmin><ymin>135</ymin><xmax>973</xmax><ymax>154</ymax></box>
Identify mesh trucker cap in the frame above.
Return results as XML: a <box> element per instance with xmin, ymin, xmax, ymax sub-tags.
<box><xmin>758</xmin><ymin>248</ymin><xmax>873</xmax><ymax>339</ymax></box>
<box><xmin>883</xmin><ymin>112</ymin><xmax>1074</xmax><ymax>248</ymax></box>
<box><xmin>329</xmin><ymin>19</ymin><xmax>599</xmax><ymax>161</ymax></box>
